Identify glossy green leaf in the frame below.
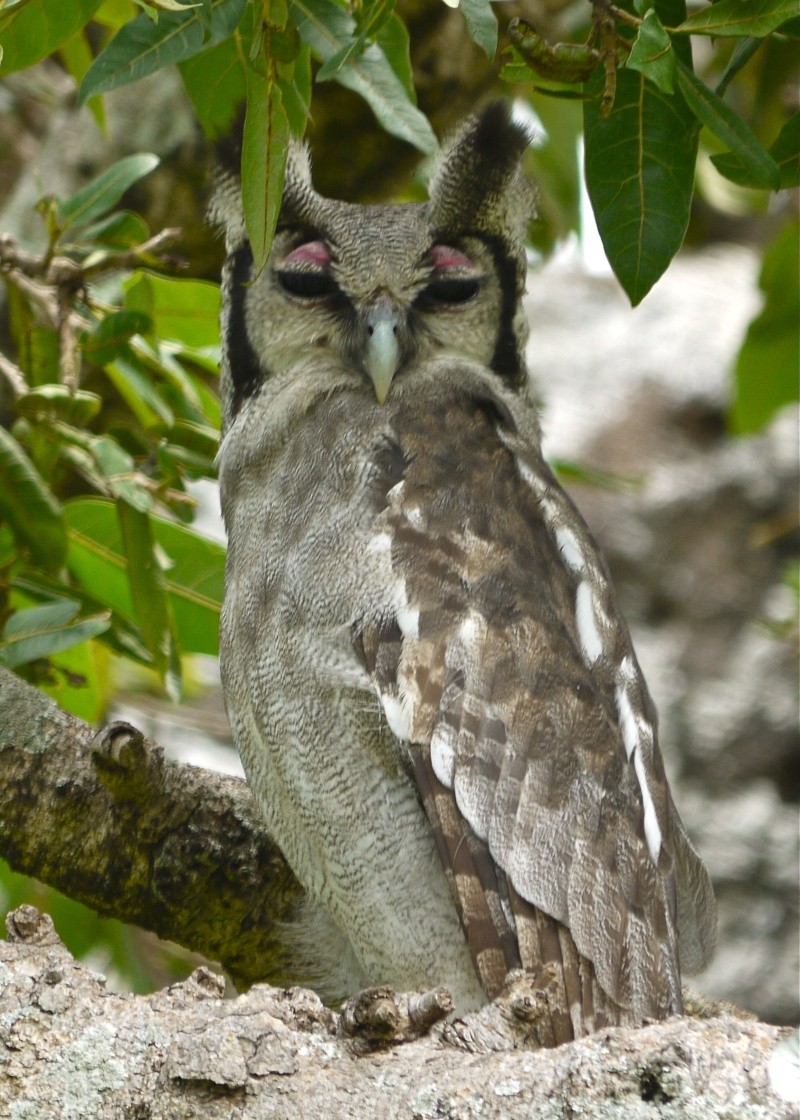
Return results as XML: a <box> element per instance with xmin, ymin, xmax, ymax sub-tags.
<box><xmin>0</xmin><ymin>427</ymin><xmax>67</xmax><ymax>571</ymax></box>
<box><xmin>76</xmin><ymin>209</ymin><xmax>151</xmax><ymax>249</ymax></box>
<box><xmin>291</xmin><ymin>0</ymin><xmax>437</xmax><ymax>155</ymax></box>
<box><xmin>625</xmin><ymin>9</ymin><xmax>676</xmax><ymax>95</ymax></box>
<box><xmin>676</xmin><ymin>0</ymin><xmax>798</xmax><ymax>37</ymax></box>
<box><xmin>57</xmin><ymin>154</ymin><xmax>160</xmax><ymax>228</ymax></box>
<box><xmin>242</xmin><ymin>66</ymin><xmax>290</xmax><ymax>272</ymax></box>
<box><xmin>459</xmin><ymin>0</ymin><xmax>498</xmax><ymax>60</ymax></box>
<box><xmin>771</xmin><ymin>111</ymin><xmax>800</xmax><ymax>188</ymax></box>
<box><xmin>64</xmin><ymin>497</ymin><xmax>225</xmax><ymax>656</ymax></box>
<box><xmin>79</xmin><ymin>0</ymin><xmax>247</xmax><ymax>102</ymax></box>
<box><xmin>316</xmin><ymin>0</ymin><xmax>393</xmax><ymax>80</ymax></box>
<box><xmin>116</xmin><ymin>499</ymin><xmax>181</xmax><ymax>697</ymax></box>
<box><xmin>15</xmin><ymin>386</ymin><xmax>102</xmax><ymax>426</ymax></box>
<box><xmin>715</xmin><ymin>36</ymin><xmax>763</xmax><ymax>97</ymax></box>
<box><xmin>125</xmin><ymin>272</ymin><xmax>221</xmax><ymax>347</ymax></box>
<box><xmin>82</xmin><ymin>310</ymin><xmax>153</xmax><ymax>365</ymax></box>
<box><xmin>0</xmin><ymin>0</ymin><xmax>104</xmax><ymax>75</ymax></box>
<box><xmin>178</xmin><ymin>33</ymin><xmax>247</xmax><ymax>137</ymax></box>
<box><xmin>375</xmin><ymin>13</ymin><xmax>414</xmax><ymax>101</ymax></box>
<box><xmin>103</xmin><ymin>352</ymin><xmax>175</xmax><ymax>428</ymax></box>
<box><xmin>583</xmin><ymin>1</ymin><xmax>697</xmax><ymax>305</ymax></box>
<box><xmin>0</xmin><ymin>600</ymin><xmax>110</xmax><ymax>669</ymax></box>
<box><xmin>730</xmin><ymin>221</ymin><xmax>799</xmax><ymax>434</ymax></box>
<box><xmin>676</xmin><ymin>59</ymin><xmax>780</xmax><ymax>190</ymax></box>
<box><xmin>713</xmin><ymin>110</ymin><xmax>800</xmax><ymax>188</ymax></box>
<box><xmin>91</xmin><ymin>435</ymin><xmax>153</xmax><ymax>512</ymax></box>
<box><xmin>276</xmin><ymin>46</ymin><xmax>312</xmax><ymax>135</ymax></box>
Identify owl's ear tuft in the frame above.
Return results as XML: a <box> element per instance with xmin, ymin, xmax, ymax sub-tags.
<box><xmin>280</xmin><ymin>140</ymin><xmax>319</xmax><ymax>227</ymax></box>
<box><xmin>428</xmin><ymin>101</ymin><xmax>535</xmax><ymax>255</ymax></box>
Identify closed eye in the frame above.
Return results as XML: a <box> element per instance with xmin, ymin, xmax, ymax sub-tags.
<box><xmin>419</xmin><ymin>275</ymin><xmax>481</xmax><ymax>306</ymax></box>
<box><xmin>277</xmin><ymin>270</ymin><xmax>340</xmax><ymax>298</ymax></box>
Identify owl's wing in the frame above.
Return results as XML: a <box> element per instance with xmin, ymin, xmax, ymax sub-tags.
<box><xmin>355</xmin><ymin>386</ymin><xmax>716</xmax><ymax>1042</ymax></box>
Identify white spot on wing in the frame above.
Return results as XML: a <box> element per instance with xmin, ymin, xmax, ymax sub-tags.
<box><xmin>381</xmin><ymin>691</ymin><xmax>413</xmax><ymax>742</ymax></box>
<box><xmin>556</xmin><ymin>527</ymin><xmax>587</xmax><ymax>574</ymax></box>
<box><xmin>575</xmin><ymin>580</ymin><xmax>603</xmax><ymax>664</ymax></box>
<box><xmin>459</xmin><ymin>613</ymin><xmax>479</xmax><ymax>645</ymax></box>
<box><xmin>368</xmin><ymin>531</ymin><xmax>391</xmax><ymax>554</ymax></box>
<box><xmin>430</xmin><ymin>724</ymin><xmax>455</xmax><ymax>787</ymax></box>
<box><xmin>405</xmin><ymin>505</ymin><xmax>424</xmax><ymax>528</ymax></box>
<box><xmin>633</xmin><ymin>747</ymin><xmax>662</xmax><ymax>862</ymax></box>
<box><xmin>397</xmin><ymin>605</ymin><xmax>419</xmax><ymax>639</ymax></box>
<box><xmin>616</xmin><ymin>677</ymin><xmax>661</xmax><ymax>863</ymax></box>
<box><xmin>616</xmin><ymin>683</ymin><xmax>638</xmax><ymax>760</ymax></box>
<box><xmin>393</xmin><ymin>579</ymin><xmax>419</xmax><ymax>639</ymax></box>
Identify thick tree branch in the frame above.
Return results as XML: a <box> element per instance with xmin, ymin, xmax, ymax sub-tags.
<box><xmin>0</xmin><ymin>905</ymin><xmax>795</xmax><ymax>1119</ymax></box>
<box><xmin>0</xmin><ymin>666</ymin><xmax>304</xmax><ymax>988</ymax></box>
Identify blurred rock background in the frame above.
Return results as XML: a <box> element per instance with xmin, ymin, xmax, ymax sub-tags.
<box><xmin>1</xmin><ymin>19</ymin><xmax>797</xmax><ymax>1025</ymax></box>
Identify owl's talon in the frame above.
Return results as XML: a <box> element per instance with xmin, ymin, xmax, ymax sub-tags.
<box><xmin>339</xmin><ymin>985</ymin><xmax>453</xmax><ymax>1050</ymax></box>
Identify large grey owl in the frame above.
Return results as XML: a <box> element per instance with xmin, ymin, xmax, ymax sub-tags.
<box><xmin>213</xmin><ymin>103</ymin><xmax>716</xmax><ymax>1046</ymax></box>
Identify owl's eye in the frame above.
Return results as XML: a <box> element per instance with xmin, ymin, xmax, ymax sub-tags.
<box><xmin>277</xmin><ymin>270</ymin><xmax>339</xmax><ymax>299</ymax></box>
<box><xmin>423</xmin><ymin>276</ymin><xmax>481</xmax><ymax>304</ymax></box>
<box><xmin>419</xmin><ymin>244</ymin><xmax>480</xmax><ymax>306</ymax></box>
<box><xmin>277</xmin><ymin>239</ymin><xmax>338</xmax><ymax>299</ymax></box>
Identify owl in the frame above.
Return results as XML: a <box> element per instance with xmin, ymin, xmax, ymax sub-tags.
<box><xmin>213</xmin><ymin>102</ymin><xmax>716</xmax><ymax>1046</ymax></box>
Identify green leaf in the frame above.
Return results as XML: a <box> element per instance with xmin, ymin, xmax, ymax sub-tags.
<box><xmin>79</xmin><ymin>0</ymin><xmax>247</xmax><ymax>102</ymax></box>
<box><xmin>730</xmin><ymin>220</ymin><xmax>799</xmax><ymax>434</ymax></box>
<box><xmin>81</xmin><ymin>309</ymin><xmax>153</xmax><ymax>365</ymax></box>
<box><xmin>125</xmin><ymin>271</ymin><xmax>221</xmax><ymax>346</ymax></box>
<box><xmin>15</xmin><ymin>385</ymin><xmax>102</xmax><ymax>426</ymax></box>
<box><xmin>115</xmin><ymin>499</ymin><xmax>181</xmax><ymax>697</ymax></box>
<box><xmin>0</xmin><ymin>600</ymin><xmax>110</xmax><ymax>669</ymax></box>
<box><xmin>0</xmin><ymin>0</ymin><xmax>104</xmax><ymax>76</ymax></box>
<box><xmin>178</xmin><ymin>32</ymin><xmax>247</xmax><ymax>137</ymax></box>
<box><xmin>64</xmin><ymin>497</ymin><xmax>225</xmax><ymax>656</ymax></box>
<box><xmin>771</xmin><ymin>110</ymin><xmax>800</xmax><ymax>188</ymax></box>
<box><xmin>276</xmin><ymin>45</ymin><xmax>312</xmax><ymax>135</ymax></box>
<box><xmin>242</xmin><ymin>67</ymin><xmax>290</xmax><ymax>272</ymax></box>
<box><xmin>103</xmin><ymin>352</ymin><xmax>175</xmax><ymax>428</ymax></box>
<box><xmin>459</xmin><ymin>0</ymin><xmax>498</xmax><ymax>60</ymax></box>
<box><xmin>91</xmin><ymin>435</ymin><xmax>153</xmax><ymax>512</ymax></box>
<box><xmin>715</xmin><ymin>36</ymin><xmax>763</xmax><ymax>98</ymax></box>
<box><xmin>57</xmin><ymin>153</ymin><xmax>160</xmax><ymax>228</ymax></box>
<box><xmin>291</xmin><ymin>0</ymin><xmax>437</xmax><ymax>155</ymax></box>
<box><xmin>583</xmin><ymin>0</ymin><xmax>697</xmax><ymax>305</ymax></box>
<box><xmin>625</xmin><ymin>9</ymin><xmax>676</xmax><ymax>95</ymax></box>
<box><xmin>675</xmin><ymin>59</ymin><xmax>781</xmax><ymax>190</ymax></box>
<box><xmin>72</xmin><ymin>209</ymin><xmax>151</xmax><ymax>250</ymax></box>
<box><xmin>715</xmin><ymin>109</ymin><xmax>800</xmax><ymax>189</ymax></box>
<box><xmin>676</xmin><ymin>0</ymin><xmax>799</xmax><ymax>37</ymax></box>
<box><xmin>375</xmin><ymin>13</ymin><xmax>414</xmax><ymax>101</ymax></box>
<box><xmin>0</xmin><ymin>427</ymin><xmax>67</xmax><ymax>571</ymax></box>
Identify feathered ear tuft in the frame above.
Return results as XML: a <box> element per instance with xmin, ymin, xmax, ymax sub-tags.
<box><xmin>210</xmin><ymin>134</ymin><xmax>322</xmax><ymax>251</ymax></box>
<box><xmin>428</xmin><ymin>101</ymin><xmax>535</xmax><ymax>256</ymax></box>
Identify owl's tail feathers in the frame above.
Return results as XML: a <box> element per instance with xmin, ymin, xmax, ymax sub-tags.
<box><xmin>509</xmin><ymin>886</ymin><xmax>640</xmax><ymax>1045</ymax></box>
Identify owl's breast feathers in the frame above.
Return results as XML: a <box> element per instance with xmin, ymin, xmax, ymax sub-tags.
<box><xmin>350</xmin><ymin>374</ymin><xmax>716</xmax><ymax>1043</ymax></box>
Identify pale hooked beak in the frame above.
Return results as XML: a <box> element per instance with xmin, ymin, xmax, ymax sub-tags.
<box><xmin>364</xmin><ymin>300</ymin><xmax>402</xmax><ymax>404</ymax></box>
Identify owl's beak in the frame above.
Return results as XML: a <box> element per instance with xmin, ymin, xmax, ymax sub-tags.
<box><xmin>364</xmin><ymin>301</ymin><xmax>402</xmax><ymax>404</ymax></box>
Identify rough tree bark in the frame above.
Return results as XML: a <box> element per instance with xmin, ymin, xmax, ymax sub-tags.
<box><xmin>1</xmin><ymin>905</ymin><xmax>796</xmax><ymax>1119</ymax></box>
<box><xmin>1</xmin><ymin>667</ymin><xmax>797</xmax><ymax>1118</ymax></box>
<box><xmin>0</xmin><ymin>666</ymin><xmax>302</xmax><ymax>990</ymax></box>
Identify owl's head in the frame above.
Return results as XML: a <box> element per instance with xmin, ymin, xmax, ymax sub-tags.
<box><xmin>212</xmin><ymin>102</ymin><xmax>534</xmax><ymax>432</ymax></box>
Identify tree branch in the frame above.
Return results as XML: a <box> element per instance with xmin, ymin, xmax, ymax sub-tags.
<box><xmin>0</xmin><ymin>666</ymin><xmax>304</xmax><ymax>988</ymax></box>
<box><xmin>0</xmin><ymin>905</ymin><xmax>795</xmax><ymax>1119</ymax></box>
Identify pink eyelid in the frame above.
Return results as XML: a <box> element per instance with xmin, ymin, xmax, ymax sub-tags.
<box><xmin>283</xmin><ymin>240</ymin><xmax>332</xmax><ymax>266</ymax></box>
<box><xmin>429</xmin><ymin>245</ymin><xmax>474</xmax><ymax>270</ymax></box>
